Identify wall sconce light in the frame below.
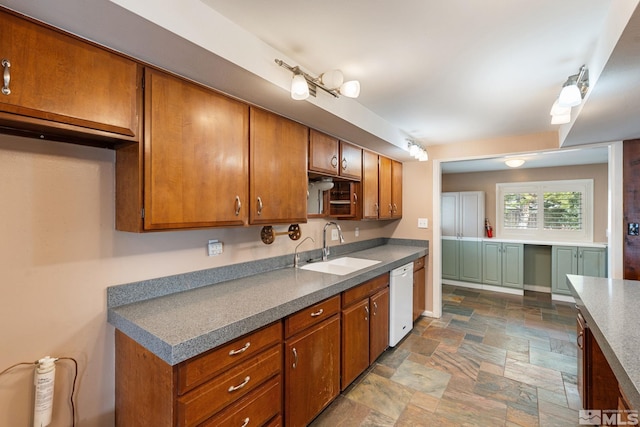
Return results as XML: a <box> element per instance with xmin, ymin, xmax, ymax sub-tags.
<box><xmin>504</xmin><ymin>158</ymin><xmax>525</xmax><ymax>168</ymax></box>
<box><xmin>550</xmin><ymin>65</ymin><xmax>589</xmax><ymax>125</ymax></box>
<box><xmin>275</xmin><ymin>59</ymin><xmax>360</xmax><ymax>100</ymax></box>
<box><xmin>407</xmin><ymin>139</ymin><xmax>428</xmax><ymax>161</ymax></box>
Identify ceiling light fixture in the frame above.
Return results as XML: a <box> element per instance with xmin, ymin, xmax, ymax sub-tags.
<box><xmin>550</xmin><ymin>65</ymin><xmax>589</xmax><ymax>125</ymax></box>
<box><xmin>505</xmin><ymin>159</ymin><xmax>525</xmax><ymax>168</ymax></box>
<box><xmin>407</xmin><ymin>139</ymin><xmax>428</xmax><ymax>161</ymax></box>
<box><xmin>275</xmin><ymin>59</ymin><xmax>360</xmax><ymax>100</ymax></box>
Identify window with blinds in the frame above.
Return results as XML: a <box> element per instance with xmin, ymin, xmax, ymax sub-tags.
<box><xmin>497</xmin><ymin>180</ymin><xmax>593</xmax><ymax>242</ymax></box>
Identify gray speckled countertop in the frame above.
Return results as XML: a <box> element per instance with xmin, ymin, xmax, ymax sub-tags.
<box><xmin>567</xmin><ymin>274</ymin><xmax>640</xmax><ymax>410</ymax></box>
<box><xmin>108</xmin><ymin>243</ymin><xmax>427</xmax><ymax>365</ymax></box>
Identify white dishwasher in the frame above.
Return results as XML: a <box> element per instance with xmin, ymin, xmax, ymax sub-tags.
<box><xmin>389</xmin><ymin>262</ymin><xmax>414</xmax><ymax>347</ymax></box>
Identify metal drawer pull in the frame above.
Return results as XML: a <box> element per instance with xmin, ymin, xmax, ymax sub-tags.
<box><xmin>241</xmin><ymin>417</ymin><xmax>250</xmax><ymax>427</ymax></box>
<box><xmin>228</xmin><ymin>342</ymin><xmax>251</xmax><ymax>356</ymax></box>
<box><xmin>234</xmin><ymin>196</ymin><xmax>241</xmax><ymax>216</ymax></box>
<box><xmin>228</xmin><ymin>376</ymin><xmax>250</xmax><ymax>392</ymax></box>
<box><xmin>2</xmin><ymin>59</ymin><xmax>10</xmax><ymax>95</ymax></box>
<box><xmin>310</xmin><ymin>308</ymin><xmax>324</xmax><ymax>317</ymax></box>
<box><xmin>331</xmin><ymin>155</ymin><xmax>338</xmax><ymax>168</ymax></box>
<box><xmin>256</xmin><ymin>197</ymin><xmax>263</xmax><ymax>215</ymax></box>
<box><xmin>292</xmin><ymin>348</ymin><xmax>298</xmax><ymax>369</ymax></box>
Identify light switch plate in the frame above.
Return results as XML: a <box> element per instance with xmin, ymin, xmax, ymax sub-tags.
<box><xmin>207</xmin><ymin>239</ymin><xmax>223</xmax><ymax>256</ymax></box>
<box><xmin>418</xmin><ymin>218</ymin><xmax>428</xmax><ymax>229</ymax></box>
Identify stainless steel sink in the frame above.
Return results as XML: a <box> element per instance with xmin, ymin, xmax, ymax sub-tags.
<box><xmin>299</xmin><ymin>257</ymin><xmax>381</xmax><ymax>276</ymax></box>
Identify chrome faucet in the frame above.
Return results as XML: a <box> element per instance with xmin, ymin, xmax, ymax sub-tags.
<box><xmin>294</xmin><ymin>236</ymin><xmax>314</xmax><ymax>268</ymax></box>
<box><xmin>322</xmin><ymin>222</ymin><xmax>345</xmax><ymax>261</ymax></box>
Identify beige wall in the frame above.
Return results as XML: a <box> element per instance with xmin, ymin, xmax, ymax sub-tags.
<box><xmin>0</xmin><ymin>134</ymin><xmax>391</xmax><ymax>426</ymax></box>
<box><xmin>442</xmin><ymin>163</ymin><xmax>609</xmax><ymax>243</ymax></box>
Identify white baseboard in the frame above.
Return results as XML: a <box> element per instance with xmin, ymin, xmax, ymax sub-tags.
<box><xmin>442</xmin><ymin>279</ymin><xmax>524</xmax><ymax>296</ymax></box>
<box><xmin>551</xmin><ymin>294</ymin><xmax>575</xmax><ymax>303</ymax></box>
<box><xmin>524</xmin><ymin>284</ymin><xmax>551</xmax><ymax>293</ymax></box>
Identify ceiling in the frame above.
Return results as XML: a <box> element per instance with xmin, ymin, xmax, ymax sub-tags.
<box><xmin>2</xmin><ymin>0</ymin><xmax>639</xmax><ymax>170</ymax></box>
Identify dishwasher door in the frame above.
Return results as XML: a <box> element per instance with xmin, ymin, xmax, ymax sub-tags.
<box><xmin>389</xmin><ymin>262</ymin><xmax>414</xmax><ymax>347</ymax></box>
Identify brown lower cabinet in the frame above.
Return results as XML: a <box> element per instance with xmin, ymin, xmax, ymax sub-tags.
<box><xmin>413</xmin><ymin>256</ymin><xmax>426</xmax><ymax>322</ymax></box>
<box><xmin>341</xmin><ymin>274</ymin><xmax>390</xmax><ymax>390</ymax></box>
<box><xmin>577</xmin><ymin>308</ymin><xmax>626</xmax><ymax>413</ymax></box>
<box><xmin>284</xmin><ymin>296</ymin><xmax>341</xmax><ymax>427</ymax></box>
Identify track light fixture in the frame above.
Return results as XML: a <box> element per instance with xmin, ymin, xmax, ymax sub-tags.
<box><xmin>275</xmin><ymin>59</ymin><xmax>360</xmax><ymax>100</ymax></box>
<box><xmin>550</xmin><ymin>65</ymin><xmax>589</xmax><ymax>125</ymax></box>
<box><xmin>407</xmin><ymin>139</ymin><xmax>428</xmax><ymax>161</ymax></box>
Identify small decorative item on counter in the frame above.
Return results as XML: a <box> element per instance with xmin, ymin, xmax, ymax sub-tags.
<box><xmin>485</xmin><ymin>218</ymin><xmax>493</xmax><ymax>238</ymax></box>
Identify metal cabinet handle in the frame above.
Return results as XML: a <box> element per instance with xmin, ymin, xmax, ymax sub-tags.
<box><xmin>330</xmin><ymin>155</ymin><xmax>338</xmax><ymax>168</ymax></box>
<box><xmin>374</xmin><ymin>203</ymin><xmax>378</xmax><ymax>213</ymax></box>
<box><xmin>256</xmin><ymin>197</ymin><xmax>263</xmax><ymax>215</ymax></box>
<box><xmin>1</xmin><ymin>59</ymin><xmax>10</xmax><ymax>95</ymax></box>
<box><xmin>392</xmin><ymin>203</ymin><xmax>397</xmax><ymax>213</ymax></box>
<box><xmin>310</xmin><ymin>308</ymin><xmax>324</xmax><ymax>317</ymax></box>
<box><xmin>389</xmin><ymin>204</ymin><xmax>393</xmax><ymax>214</ymax></box>
<box><xmin>292</xmin><ymin>348</ymin><xmax>298</xmax><ymax>369</ymax></box>
<box><xmin>353</xmin><ymin>193</ymin><xmax>358</xmax><ymax>205</ymax></box>
<box><xmin>342</xmin><ymin>158</ymin><xmax>348</xmax><ymax>171</ymax></box>
<box><xmin>373</xmin><ymin>301</ymin><xmax>378</xmax><ymax>316</ymax></box>
<box><xmin>234</xmin><ymin>196</ymin><xmax>242</xmax><ymax>216</ymax></box>
<box><xmin>364</xmin><ymin>305</ymin><xmax>369</xmax><ymax>321</ymax></box>
<box><xmin>228</xmin><ymin>342</ymin><xmax>250</xmax><ymax>356</ymax></box>
<box><xmin>228</xmin><ymin>376</ymin><xmax>250</xmax><ymax>392</ymax></box>
<box><xmin>577</xmin><ymin>331</ymin><xmax>584</xmax><ymax>350</ymax></box>
<box><xmin>241</xmin><ymin>417</ymin><xmax>250</xmax><ymax>427</ymax></box>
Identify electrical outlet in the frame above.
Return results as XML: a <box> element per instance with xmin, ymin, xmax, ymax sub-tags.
<box><xmin>418</xmin><ymin>218</ymin><xmax>428</xmax><ymax>229</ymax></box>
<box><xmin>207</xmin><ymin>239</ymin><xmax>223</xmax><ymax>256</ymax></box>
<box><xmin>355</xmin><ymin>227</ymin><xmax>360</xmax><ymax>237</ymax></box>
<box><xmin>331</xmin><ymin>229</ymin><xmax>339</xmax><ymax>241</ymax></box>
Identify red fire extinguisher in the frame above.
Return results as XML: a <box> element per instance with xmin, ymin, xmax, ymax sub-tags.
<box><xmin>485</xmin><ymin>218</ymin><xmax>493</xmax><ymax>238</ymax></box>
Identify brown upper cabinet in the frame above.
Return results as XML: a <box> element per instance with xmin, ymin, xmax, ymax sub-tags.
<box><xmin>308</xmin><ymin>129</ymin><xmax>362</xmax><ymax>180</ymax></box>
<box><xmin>116</xmin><ymin>68</ymin><xmax>249</xmax><ymax>231</ymax></box>
<box><xmin>362</xmin><ymin>150</ymin><xmax>402</xmax><ymax>220</ymax></box>
<box><xmin>250</xmin><ymin>108</ymin><xmax>308</xmax><ymax>225</ymax></box>
<box><xmin>0</xmin><ymin>9</ymin><xmax>140</xmax><ymax>145</ymax></box>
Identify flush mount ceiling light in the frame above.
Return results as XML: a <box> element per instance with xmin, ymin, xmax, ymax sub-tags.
<box><xmin>504</xmin><ymin>158</ymin><xmax>525</xmax><ymax>168</ymax></box>
<box><xmin>275</xmin><ymin>59</ymin><xmax>360</xmax><ymax>100</ymax></box>
<box><xmin>550</xmin><ymin>65</ymin><xmax>589</xmax><ymax>125</ymax></box>
<box><xmin>407</xmin><ymin>139</ymin><xmax>428</xmax><ymax>161</ymax></box>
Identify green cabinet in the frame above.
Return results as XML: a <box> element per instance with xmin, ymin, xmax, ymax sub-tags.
<box><xmin>552</xmin><ymin>246</ymin><xmax>607</xmax><ymax>295</ymax></box>
<box><xmin>482</xmin><ymin>242</ymin><xmax>524</xmax><ymax>289</ymax></box>
<box><xmin>442</xmin><ymin>239</ymin><xmax>482</xmax><ymax>283</ymax></box>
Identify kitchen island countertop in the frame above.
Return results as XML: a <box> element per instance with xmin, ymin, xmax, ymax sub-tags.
<box><xmin>108</xmin><ymin>242</ymin><xmax>427</xmax><ymax>365</ymax></box>
<box><xmin>567</xmin><ymin>274</ymin><xmax>640</xmax><ymax>410</ymax></box>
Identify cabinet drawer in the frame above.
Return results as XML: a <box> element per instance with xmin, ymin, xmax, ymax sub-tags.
<box><xmin>177</xmin><ymin>345</ymin><xmax>281</xmax><ymax>427</ymax></box>
<box><xmin>178</xmin><ymin>322</ymin><xmax>282</xmax><ymax>394</ymax></box>
<box><xmin>199</xmin><ymin>375</ymin><xmax>281</xmax><ymax>427</ymax></box>
<box><xmin>342</xmin><ymin>274</ymin><xmax>389</xmax><ymax>308</ymax></box>
<box><xmin>284</xmin><ymin>295</ymin><xmax>340</xmax><ymax>338</ymax></box>
<box><xmin>413</xmin><ymin>256</ymin><xmax>426</xmax><ymax>272</ymax></box>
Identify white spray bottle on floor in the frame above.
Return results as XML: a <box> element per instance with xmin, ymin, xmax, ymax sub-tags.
<box><xmin>33</xmin><ymin>356</ymin><xmax>57</xmax><ymax>427</ymax></box>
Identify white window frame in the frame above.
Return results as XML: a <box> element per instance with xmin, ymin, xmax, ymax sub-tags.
<box><xmin>496</xmin><ymin>179</ymin><xmax>593</xmax><ymax>243</ymax></box>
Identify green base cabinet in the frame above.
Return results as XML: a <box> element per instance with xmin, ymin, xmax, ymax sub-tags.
<box><xmin>442</xmin><ymin>239</ymin><xmax>483</xmax><ymax>283</ymax></box>
<box><xmin>442</xmin><ymin>239</ymin><xmax>459</xmax><ymax>281</ymax></box>
<box><xmin>482</xmin><ymin>242</ymin><xmax>523</xmax><ymax>289</ymax></box>
<box><xmin>552</xmin><ymin>246</ymin><xmax>607</xmax><ymax>295</ymax></box>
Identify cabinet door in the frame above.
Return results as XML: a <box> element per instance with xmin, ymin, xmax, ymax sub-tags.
<box><xmin>502</xmin><ymin>243</ymin><xmax>524</xmax><ymax>289</ymax></box>
<box><xmin>328</xmin><ymin>181</ymin><xmax>359</xmax><ymax>219</ymax></box>
<box><xmin>552</xmin><ymin>246</ymin><xmax>578</xmax><ymax>295</ymax></box>
<box><xmin>441</xmin><ymin>193</ymin><xmax>459</xmax><ymax>237</ymax></box>
<box><xmin>143</xmin><ymin>69</ymin><xmax>249</xmax><ymax>230</ymax></box>
<box><xmin>341</xmin><ymin>299</ymin><xmax>370</xmax><ymax>390</ymax></box>
<box><xmin>578</xmin><ymin>247</ymin><xmax>607</xmax><ymax>278</ymax></box>
<box><xmin>459</xmin><ymin>240</ymin><xmax>483</xmax><ymax>283</ymax></box>
<box><xmin>413</xmin><ymin>267</ymin><xmax>426</xmax><ymax>322</ymax></box>
<box><xmin>391</xmin><ymin>160</ymin><xmax>403</xmax><ymax>218</ymax></box>
<box><xmin>577</xmin><ymin>311</ymin><xmax>589</xmax><ymax>409</ymax></box>
<box><xmin>284</xmin><ymin>315</ymin><xmax>340</xmax><ymax>427</ymax></box>
<box><xmin>339</xmin><ymin>141</ymin><xmax>362</xmax><ymax>180</ymax></box>
<box><xmin>0</xmin><ymin>10</ymin><xmax>139</xmax><ymax>140</ymax></box>
<box><xmin>362</xmin><ymin>150</ymin><xmax>379</xmax><ymax>219</ymax></box>
<box><xmin>250</xmin><ymin>108</ymin><xmax>308</xmax><ymax>224</ymax></box>
<box><xmin>482</xmin><ymin>241</ymin><xmax>502</xmax><ymax>286</ymax></box>
<box><xmin>460</xmin><ymin>192</ymin><xmax>485</xmax><ymax>238</ymax></box>
<box><xmin>441</xmin><ymin>239</ymin><xmax>459</xmax><ymax>280</ymax></box>
<box><xmin>378</xmin><ymin>156</ymin><xmax>393</xmax><ymax>219</ymax></box>
<box><xmin>308</xmin><ymin>129</ymin><xmax>338</xmax><ymax>176</ymax></box>
<box><xmin>370</xmin><ymin>287</ymin><xmax>390</xmax><ymax>364</ymax></box>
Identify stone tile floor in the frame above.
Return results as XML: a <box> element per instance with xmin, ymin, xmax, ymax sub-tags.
<box><xmin>311</xmin><ymin>284</ymin><xmax>581</xmax><ymax>426</ymax></box>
